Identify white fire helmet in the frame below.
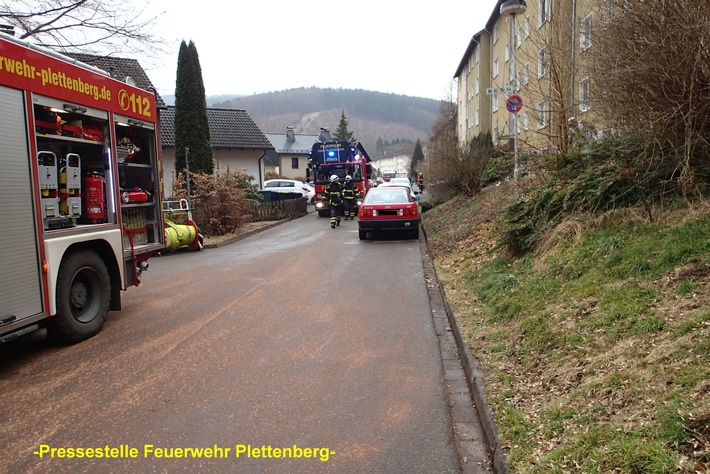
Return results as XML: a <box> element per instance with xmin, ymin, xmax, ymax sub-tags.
<box><xmin>330</xmin><ymin>175</ymin><xmax>338</xmax><ymax>182</ymax></box>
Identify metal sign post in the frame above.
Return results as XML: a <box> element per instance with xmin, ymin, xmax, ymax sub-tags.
<box><xmin>500</xmin><ymin>0</ymin><xmax>527</xmax><ymax>192</ymax></box>
<box><xmin>185</xmin><ymin>147</ymin><xmax>191</xmax><ymax>212</ymax></box>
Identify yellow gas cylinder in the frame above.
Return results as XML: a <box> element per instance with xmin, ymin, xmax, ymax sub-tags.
<box><xmin>59</xmin><ymin>167</ymin><xmax>68</xmax><ymax>214</ymax></box>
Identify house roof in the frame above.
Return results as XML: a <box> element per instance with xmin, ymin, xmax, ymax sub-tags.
<box><xmin>263</xmin><ymin>131</ymin><xmax>320</xmax><ymax>154</ymax></box>
<box><xmin>160</xmin><ymin>106</ymin><xmax>274</xmax><ymax>151</ymax></box>
<box><xmin>63</xmin><ymin>52</ymin><xmax>167</xmax><ymax>109</ymax></box>
<box><xmin>454</xmin><ymin>30</ymin><xmax>485</xmax><ymax>79</ymax></box>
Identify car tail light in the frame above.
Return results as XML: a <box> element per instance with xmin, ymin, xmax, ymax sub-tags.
<box><xmin>403</xmin><ymin>206</ymin><xmax>418</xmax><ymax>217</ymax></box>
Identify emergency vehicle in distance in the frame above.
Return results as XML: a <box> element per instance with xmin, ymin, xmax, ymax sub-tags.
<box><xmin>307</xmin><ymin>128</ymin><xmax>373</xmax><ymax>217</ymax></box>
<box><xmin>0</xmin><ymin>32</ymin><xmax>165</xmax><ymax>344</ymax></box>
<box><xmin>381</xmin><ymin>170</ymin><xmax>397</xmax><ymax>182</ymax></box>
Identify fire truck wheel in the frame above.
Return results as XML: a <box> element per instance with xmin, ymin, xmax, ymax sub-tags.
<box><xmin>47</xmin><ymin>250</ymin><xmax>111</xmax><ymax>344</ymax></box>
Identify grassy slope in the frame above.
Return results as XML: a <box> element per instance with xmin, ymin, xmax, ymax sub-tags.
<box><xmin>422</xmin><ymin>182</ymin><xmax>710</xmax><ymax>473</ymax></box>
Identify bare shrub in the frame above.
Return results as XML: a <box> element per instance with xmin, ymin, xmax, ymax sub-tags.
<box><xmin>172</xmin><ymin>164</ymin><xmax>257</xmax><ymax>236</ymax></box>
<box><xmin>428</xmin><ymin>100</ymin><xmax>499</xmax><ymax>197</ymax></box>
<box><xmin>590</xmin><ymin>0</ymin><xmax>710</xmax><ymax>198</ymax></box>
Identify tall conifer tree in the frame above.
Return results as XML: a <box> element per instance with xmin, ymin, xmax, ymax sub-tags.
<box><xmin>410</xmin><ymin>139</ymin><xmax>424</xmax><ymax>175</ymax></box>
<box><xmin>174</xmin><ymin>40</ymin><xmax>213</xmax><ymax>174</ymax></box>
<box><xmin>333</xmin><ymin>110</ymin><xmax>355</xmax><ymax>142</ymax></box>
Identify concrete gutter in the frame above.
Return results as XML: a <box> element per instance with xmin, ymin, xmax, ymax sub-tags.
<box><xmin>422</xmin><ymin>224</ymin><xmax>509</xmax><ymax>474</ymax></box>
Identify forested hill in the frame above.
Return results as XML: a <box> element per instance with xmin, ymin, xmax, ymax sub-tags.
<box><xmin>208</xmin><ymin>87</ymin><xmax>442</xmax><ymax>158</ymax></box>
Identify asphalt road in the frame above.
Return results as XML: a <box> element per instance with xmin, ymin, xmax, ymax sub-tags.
<box><xmin>0</xmin><ymin>213</ymin><xmax>491</xmax><ymax>473</ymax></box>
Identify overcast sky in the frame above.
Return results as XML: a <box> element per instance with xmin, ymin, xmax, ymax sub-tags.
<box><xmin>139</xmin><ymin>0</ymin><xmax>497</xmax><ymax>101</ymax></box>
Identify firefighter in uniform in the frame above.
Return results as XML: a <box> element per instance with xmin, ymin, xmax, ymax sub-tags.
<box><xmin>341</xmin><ymin>175</ymin><xmax>358</xmax><ymax>220</ymax></box>
<box><xmin>417</xmin><ymin>172</ymin><xmax>424</xmax><ymax>193</ymax></box>
<box><xmin>323</xmin><ymin>174</ymin><xmax>343</xmax><ymax>228</ymax></box>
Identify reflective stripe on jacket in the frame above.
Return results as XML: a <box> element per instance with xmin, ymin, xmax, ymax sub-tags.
<box><xmin>324</xmin><ymin>183</ymin><xmax>343</xmax><ymax>205</ymax></box>
<box><xmin>342</xmin><ymin>183</ymin><xmax>358</xmax><ymax>200</ymax></box>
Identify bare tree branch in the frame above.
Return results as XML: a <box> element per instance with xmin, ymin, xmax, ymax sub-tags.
<box><xmin>0</xmin><ymin>0</ymin><xmax>167</xmax><ymax>57</ymax></box>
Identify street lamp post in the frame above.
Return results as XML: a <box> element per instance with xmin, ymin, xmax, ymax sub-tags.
<box><xmin>500</xmin><ymin>0</ymin><xmax>527</xmax><ymax>191</ymax></box>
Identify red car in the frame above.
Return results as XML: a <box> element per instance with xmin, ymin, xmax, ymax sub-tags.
<box><xmin>357</xmin><ymin>186</ymin><xmax>420</xmax><ymax>240</ymax></box>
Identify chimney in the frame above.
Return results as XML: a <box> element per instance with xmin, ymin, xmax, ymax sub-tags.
<box><xmin>319</xmin><ymin>127</ymin><xmax>332</xmax><ymax>142</ymax></box>
<box><xmin>286</xmin><ymin>126</ymin><xmax>295</xmax><ymax>142</ymax></box>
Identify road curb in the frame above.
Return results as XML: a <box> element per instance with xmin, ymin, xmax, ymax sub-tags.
<box><xmin>421</xmin><ymin>224</ymin><xmax>509</xmax><ymax>474</ymax></box>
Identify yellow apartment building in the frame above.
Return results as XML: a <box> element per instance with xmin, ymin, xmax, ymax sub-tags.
<box><xmin>455</xmin><ymin>0</ymin><xmax>600</xmax><ymax>155</ymax></box>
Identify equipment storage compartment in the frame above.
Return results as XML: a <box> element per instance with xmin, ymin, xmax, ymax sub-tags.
<box><xmin>33</xmin><ymin>96</ymin><xmax>114</xmax><ymax>230</ymax></box>
<box><xmin>114</xmin><ymin>114</ymin><xmax>162</xmax><ymax>253</ymax></box>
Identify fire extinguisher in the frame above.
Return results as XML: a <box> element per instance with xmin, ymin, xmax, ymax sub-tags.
<box><xmin>83</xmin><ymin>171</ymin><xmax>106</xmax><ymax>223</ymax></box>
<box><xmin>122</xmin><ymin>187</ymin><xmax>148</xmax><ymax>204</ymax></box>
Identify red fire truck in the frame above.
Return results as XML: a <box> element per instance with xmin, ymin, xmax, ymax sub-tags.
<box><xmin>0</xmin><ymin>33</ymin><xmax>164</xmax><ymax>344</ymax></box>
<box><xmin>307</xmin><ymin>130</ymin><xmax>373</xmax><ymax>217</ymax></box>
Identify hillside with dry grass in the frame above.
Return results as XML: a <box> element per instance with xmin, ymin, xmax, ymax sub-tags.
<box><xmin>422</xmin><ymin>181</ymin><xmax>709</xmax><ymax>473</ymax></box>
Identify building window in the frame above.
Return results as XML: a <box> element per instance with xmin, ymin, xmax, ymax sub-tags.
<box><xmin>537</xmin><ymin>101</ymin><xmax>548</xmax><ymax>129</ymax></box>
<box><xmin>579</xmin><ymin>77</ymin><xmax>591</xmax><ymax>112</ymax></box>
<box><xmin>505</xmin><ymin>44</ymin><xmax>509</xmax><ymax>63</ymax></box>
<box><xmin>580</xmin><ymin>14</ymin><xmax>592</xmax><ymax>51</ymax></box>
<box><xmin>493</xmin><ymin>24</ymin><xmax>500</xmax><ymax>43</ymax></box>
<box><xmin>516</xmin><ymin>25</ymin><xmax>522</xmax><ymax>48</ymax></box>
<box><xmin>538</xmin><ymin>48</ymin><xmax>547</xmax><ymax>78</ymax></box>
<box><xmin>475</xmin><ymin>47</ymin><xmax>480</xmax><ymax>64</ymax></box>
<box><xmin>476</xmin><ymin>75</ymin><xmax>480</xmax><ymax>95</ymax></box>
<box><xmin>291</xmin><ymin>157</ymin><xmax>299</xmax><ymax>169</ymax></box>
<box><xmin>493</xmin><ymin>57</ymin><xmax>499</xmax><ymax>77</ymax></box>
<box><xmin>493</xmin><ymin>126</ymin><xmax>499</xmax><ymax>145</ymax></box>
<box><xmin>516</xmin><ymin>70</ymin><xmax>521</xmax><ymax>91</ymax></box>
<box><xmin>476</xmin><ymin>107</ymin><xmax>480</xmax><ymax>126</ymax></box>
<box><xmin>524</xmin><ymin>63</ymin><xmax>530</xmax><ymax>84</ymax></box>
<box><xmin>523</xmin><ymin>110</ymin><xmax>529</xmax><ymax>130</ymax></box>
<box><xmin>525</xmin><ymin>16</ymin><xmax>531</xmax><ymax>37</ymax></box>
<box><xmin>493</xmin><ymin>93</ymin><xmax>499</xmax><ymax>112</ymax></box>
<box><xmin>538</xmin><ymin>0</ymin><xmax>549</xmax><ymax>27</ymax></box>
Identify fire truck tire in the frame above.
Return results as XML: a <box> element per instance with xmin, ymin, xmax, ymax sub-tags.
<box><xmin>47</xmin><ymin>250</ymin><xmax>111</xmax><ymax>344</ymax></box>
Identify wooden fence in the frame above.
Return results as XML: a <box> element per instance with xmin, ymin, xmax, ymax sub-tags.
<box><xmin>248</xmin><ymin>197</ymin><xmax>308</xmax><ymax>222</ymax></box>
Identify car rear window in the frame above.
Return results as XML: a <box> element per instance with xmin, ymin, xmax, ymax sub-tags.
<box><xmin>364</xmin><ymin>189</ymin><xmax>409</xmax><ymax>204</ymax></box>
